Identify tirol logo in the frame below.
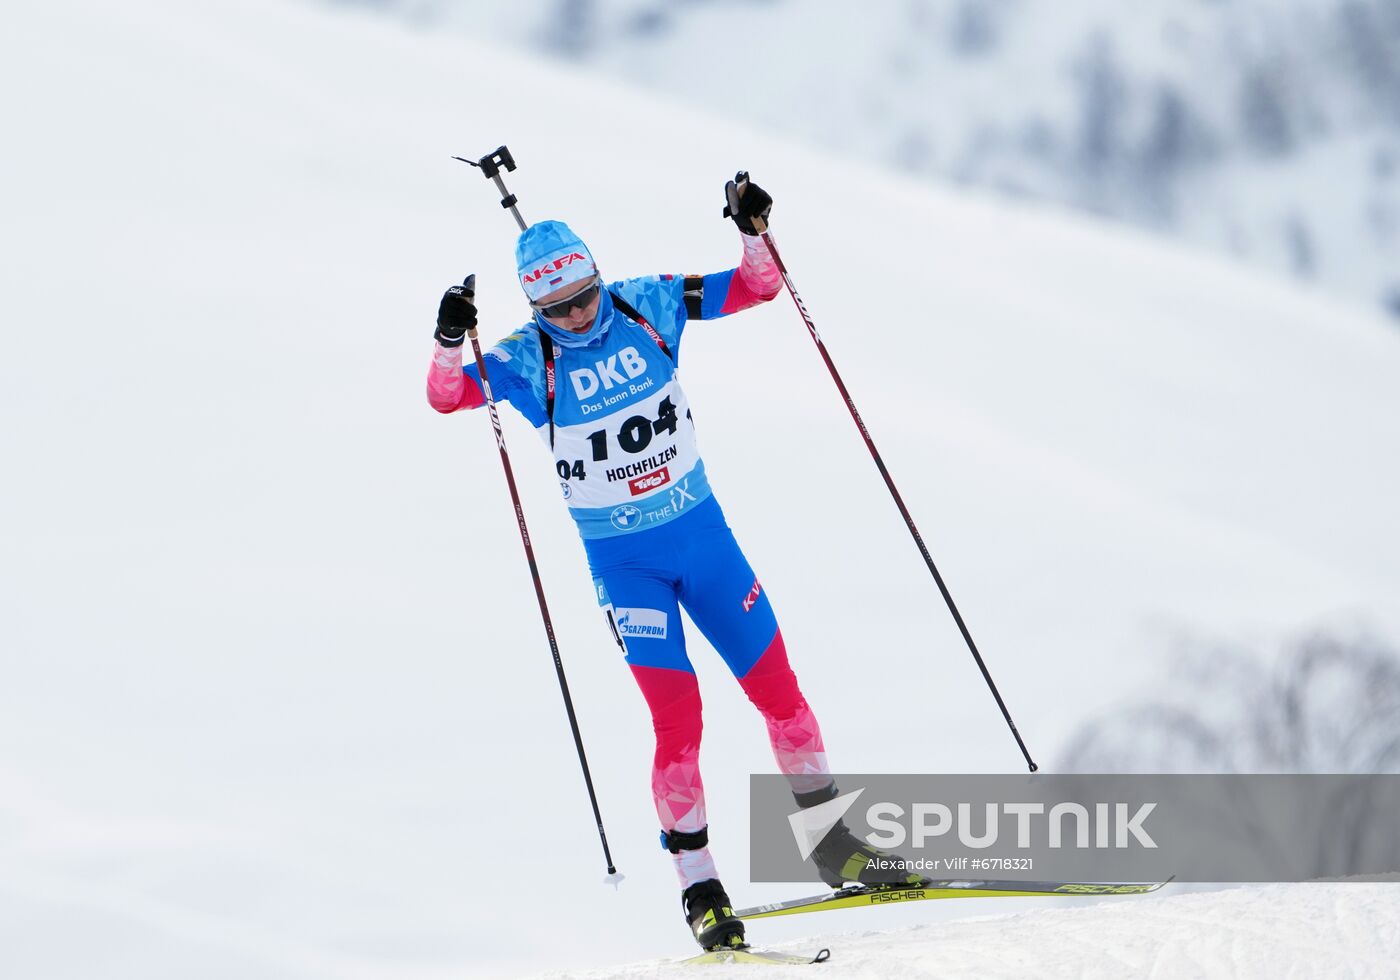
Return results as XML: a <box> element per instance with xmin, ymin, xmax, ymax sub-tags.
<box><xmin>569</xmin><ymin>346</ymin><xmax>647</xmax><ymax>399</ymax></box>
<box><xmin>614</xmin><ymin>607</ymin><xmax>668</xmax><ymax>639</ymax></box>
<box><xmin>521</xmin><ymin>252</ymin><xmax>588</xmax><ymax>285</ymax></box>
<box><xmin>628</xmin><ymin>466</ymin><xmax>671</xmax><ymax>496</ymax></box>
<box><xmin>742</xmin><ymin>577</ymin><xmax>762</xmax><ymax>612</ymax></box>
<box><xmin>610</xmin><ymin>504</ymin><xmax>642</xmax><ymax>531</ymax></box>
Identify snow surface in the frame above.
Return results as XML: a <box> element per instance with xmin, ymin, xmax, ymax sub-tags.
<box><xmin>2</xmin><ymin>0</ymin><xmax>1399</xmax><ymax>977</ymax></box>
<box><xmin>552</xmin><ymin>883</ymin><xmax>1400</xmax><ymax>979</ymax></box>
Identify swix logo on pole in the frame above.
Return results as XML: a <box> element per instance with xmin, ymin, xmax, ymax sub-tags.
<box><xmin>786</xmin><ymin>274</ymin><xmax>821</xmax><ymax>342</ymax></box>
<box><xmin>484</xmin><ymin>389</ymin><xmax>507</xmax><ymax>452</ymax></box>
<box><xmin>521</xmin><ymin>252</ymin><xmax>588</xmax><ymax>286</ymax></box>
<box><xmin>569</xmin><ymin>346</ymin><xmax>647</xmax><ymax>398</ymax></box>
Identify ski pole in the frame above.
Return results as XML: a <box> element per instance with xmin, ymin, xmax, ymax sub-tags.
<box><xmin>453</xmin><ymin>145</ymin><xmax>527</xmax><ymax>232</ymax></box>
<box><xmin>734</xmin><ymin>174</ymin><xmax>1039</xmax><ymax>773</ymax></box>
<box><xmin>454</xmin><ymin>147</ymin><xmax>623</xmax><ymax>883</ymax></box>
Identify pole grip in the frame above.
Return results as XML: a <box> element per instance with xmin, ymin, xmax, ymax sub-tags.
<box><xmin>463</xmin><ymin>275</ymin><xmax>478</xmax><ymax>340</ymax></box>
<box><xmin>726</xmin><ymin>170</ymin><xmax>767</xmax><ymax>233</ymax></box>
<box><xmin>741</xmin><ymin>172</ymin><xmax>767</xmax><ymax>233</ymax></box>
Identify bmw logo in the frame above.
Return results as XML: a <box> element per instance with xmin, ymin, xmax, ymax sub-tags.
<box><xmin>609</xmin><ymin>504</ymin><xmax>642</xmax><ymax>530</ymax></box>
<box><xmin>560</xmin><ymin>481</ymin><xmax>572</xmax><ymax>499</ymax></box>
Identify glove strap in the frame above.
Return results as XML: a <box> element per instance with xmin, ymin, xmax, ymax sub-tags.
<box><xmin>434</xmin><ymin>325</ymin><xmax>466</xmax><ymax>349</ymax></box>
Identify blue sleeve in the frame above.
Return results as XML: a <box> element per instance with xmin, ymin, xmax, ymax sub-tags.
<box><xmin>610</xmin><ymin>270</ymin><xmax>748</xmax><ymax>346</ymax></box>
<box><xmin>463</xmin><ymin>327</ymin><xmax>549</xmax><ymax>429</ymax></box>
<box><xmin>697</xmin><ymin>269</ymin><xmax>737</xmax><ymax>320</ymax></box>
<box><xmin>610</xmin><ymin>275</ymin><xmax>688</xmax><ymax>355</ymax></box>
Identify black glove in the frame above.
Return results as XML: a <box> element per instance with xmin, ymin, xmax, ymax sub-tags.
<box><xmin>722</xmin><ymin>171</ymin><xmax>772</xmax><ymax>235</ymax></box>
<box><xmin>435</xmin><ymin>275</ymin><xmax>477</xmax><ymax>348</ymax></box>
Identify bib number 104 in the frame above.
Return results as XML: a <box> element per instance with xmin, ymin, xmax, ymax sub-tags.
<box><xmin>555</xmin><ymin>397</ymin><xmax>679</xmax><ymax>482</ymax></box>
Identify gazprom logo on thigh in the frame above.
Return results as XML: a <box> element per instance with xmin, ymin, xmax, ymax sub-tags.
<box><xmin>610</xmin><ymin>504</ymin><xmax>643</xmax><ymax>530</ymax></box>
<box><xmin>615</xmin><ymin>608</ymin><xmax>668</xmax><ymax>639</ymax></box>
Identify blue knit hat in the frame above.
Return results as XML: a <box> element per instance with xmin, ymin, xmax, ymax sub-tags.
<box><xmin>515</xmin><ymin>220</ymin><xmax>598</xmax><ymax>302</ymax></box>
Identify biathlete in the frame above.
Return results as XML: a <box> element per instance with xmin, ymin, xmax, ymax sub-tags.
<box><xmin>425</xmin><ymin>174</ymin><xmax>917</xmax><ymax>950</ymax></box>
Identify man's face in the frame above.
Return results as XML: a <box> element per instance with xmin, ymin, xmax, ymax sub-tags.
<box><xmin>535</xmin><ymin>276</ymin><xmax>602</xmax><ymax>333</ymax></box>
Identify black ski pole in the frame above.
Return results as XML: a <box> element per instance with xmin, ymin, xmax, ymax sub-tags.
<box><xmin>454</xmin><ymin>147</ymin><xmax>623</xmax><ymax>882</ymax></box>
<box><xmin>732</xmin><ymin>173</ymin><xmax>1038</xmax><ymax>773</ymax></box>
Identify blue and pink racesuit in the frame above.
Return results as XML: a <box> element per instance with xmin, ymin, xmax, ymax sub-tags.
<box><xmin>426</xmin><ymin>221</ymin><xmax>833</xmax><ymax>887</ymax></box>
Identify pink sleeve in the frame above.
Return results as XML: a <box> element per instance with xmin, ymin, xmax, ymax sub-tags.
<box><xmin>719</xmin><ymin>232</ymin><xmax>783</xmax><ymax>315</ymax></box>
<box><xmin>426</xmin><ymin>342</ymin><xmax>485</xmax><ymax>413</ymax></box>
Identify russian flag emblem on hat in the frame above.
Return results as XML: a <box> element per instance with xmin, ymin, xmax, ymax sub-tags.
<box><xmin>516</xmin><ymin>220</ymin><xmax>597</xmax><ymax>302</ymax></box>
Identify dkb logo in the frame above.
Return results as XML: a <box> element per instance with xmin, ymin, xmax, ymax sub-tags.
<box><xmin>569</xmin><ymin>347</ymin><xmax>648</xmax><ymax>398</ymax></box>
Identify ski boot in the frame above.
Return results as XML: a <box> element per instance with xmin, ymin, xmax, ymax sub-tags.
<box><xmin>811</xmin><ymin>819</ymin><xmax>929</xmax><ymax>888</ymax></box>
<box><xmin>682</xmin><ymin>878</ymin><xmax>746</xmax><ymax>950</ymax></box>
<box><xmin>796</xmin><ymin>782</ymin><xmax>929</xmax><ymax>889</ymax></box>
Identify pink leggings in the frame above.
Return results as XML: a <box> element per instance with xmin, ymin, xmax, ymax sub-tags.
<box><xmin>631</xmin><ymin>630</ymin><xmax>830</xmax><ymax>884</ymax></box>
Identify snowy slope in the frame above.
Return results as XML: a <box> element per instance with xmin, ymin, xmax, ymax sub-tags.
<box><xmin>2</xmin><ymin>0</ymin><xmax>1400</xmax><ymax>977</ymax></box>
<box><xmin>328</xmin><ymin>0</ymin><xmax>1400</xmax><ymax>319</ymax></box>
<box><xmin>552</xmin><ymin>883</ymin><xmax>1400</xmax><ymax>979</ymax></box>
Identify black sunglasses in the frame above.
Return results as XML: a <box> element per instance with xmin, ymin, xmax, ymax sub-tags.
<box><xmin>532</xmin><ymin>279</ymin><xmax>601</xmax><ymax>319</ymax></box>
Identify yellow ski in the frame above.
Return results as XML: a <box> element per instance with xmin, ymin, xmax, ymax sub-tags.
<box><xmin>681</xmin><ymin>946</ymin><xmax>831</xmax><ymax>966</ymax></box>
<box><xmin>737</xmin><ymin>878</ymin><xmax>1169</xmax><ymax>920</ymax></box>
